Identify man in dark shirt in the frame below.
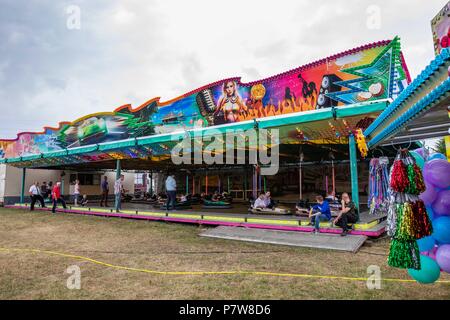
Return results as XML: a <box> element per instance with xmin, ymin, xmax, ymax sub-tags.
<box><xmin>100</xmin><ymin>176</ymin><xmax>109</xmax><ymax>207</ymax></box>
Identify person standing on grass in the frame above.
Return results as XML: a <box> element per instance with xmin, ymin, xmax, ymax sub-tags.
<box><xmin>309</xmin><ymin>195</ymin><xmax>331</xmax><ymax>234</ymax></box>
<box><xmin>51</xmin><ymin>182</ymin><xmax>66</xmax><ymax>213</ymax></box>
<box><xmin>334</xmin><ymin>192</ymin><xmax>358</xmax><ymax>236</ymax></box>
<box><xmin>114</xmin><ymin>174</ymin><xmax>125</xmax><ymax>211</ymax></box>
<box><xmin>100</xmin><ymin>176</ymin><xmax>109</xmax><ymax>207</ymax></box>
<box><xmin>29</xmin><ymin>182</ymin><xmax>45</xmax><ymax>210</ymax></box>
<box><xmin>73</xmin><ymin>179</ymin><xmax>81</xmax><ymax>206</ymax></box>
<box><xmin>165</xmin><ymin>173</ymin><xmax>177</xmax><ymax>211</ymax></box>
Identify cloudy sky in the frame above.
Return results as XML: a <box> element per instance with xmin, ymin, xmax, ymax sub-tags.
<box><xmin>0</xmin><ymin>0</ymin><xmax>447</xmax><ymax>139</ymax></box>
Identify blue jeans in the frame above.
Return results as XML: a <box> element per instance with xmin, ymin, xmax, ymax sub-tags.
<box><xmin>115</xmin><ymin>193</ymin><xmax>121</xmax><ymax>210</ymax></box>
<box><xmin>311</xmin><ymin>214</ymin><xmax>330</xmax><ymax>229</ymax></box>
<box><xmin>166</xmin><ymin>191</ymin><xmax>177</xmax><ymax>210</ymax></box>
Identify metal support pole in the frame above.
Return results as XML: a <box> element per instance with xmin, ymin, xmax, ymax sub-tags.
<box><xmin>332</xmin><ymin>159</ymin><xmax>335</xmax><ymax>196</ymax></box>
<box><xmin>299</xmin><ymin>151</ymin><xmax>304</xmax><ymax>200</ymax></box>
<box><xmin>115</xmin><ymin>159</ymin><xmax>121</xmax><ymax>212</ymax></box>
<box><xmin>349</xmin><ymin>135</ymin><xmax>360</xmax><ymax>214</ymax></box>
<box><xmin>243</xmin><ymin>167</ymin><xmax>248</xmax><ymax>201</ymax></box>
<box><xmin>20</xmin><ymin>168</ymin><xmax>26</xmax><ymax>204</ymax></box>
<box><xmin>186</xmin><ymin>175</ymin><xmax>189</xmax><ymax>195</ymax></box>
<box><xmin>149</xmin><ymin>171</ymin><xmax>153</xmax><ymax>196</ymax></box>
<box><xmin>227</xmin><ymin>176</ymin><xmax>230</xmax><ymax>193</ymax></box>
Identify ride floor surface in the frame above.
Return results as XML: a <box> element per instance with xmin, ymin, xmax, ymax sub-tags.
<box><xmin>6</xmin><ymin>202</ymin><xmax>387</xmax><ymax>237</ymax></box>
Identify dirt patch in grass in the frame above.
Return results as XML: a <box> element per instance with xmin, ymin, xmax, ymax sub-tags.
<box><xmin>0</xmin><ymin>208</ymin><xmax>449</xmax><ymax>299</ymax></box>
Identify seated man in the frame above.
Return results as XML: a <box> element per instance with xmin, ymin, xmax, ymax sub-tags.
<box><xmin>325</xmin><ymin>190</ymin><xmax>338</xmax><ymax>202</ymax></box>
<box><xmin>333</xmin><ymin>192</ymin><xmax>358</xmax><ymax>236</ymax></box>
<box><xmin>80</xmin><ymin>194</ymin><xmax>89</xmax><ymax>207</ymax></box>
<box><xmin>253</xmin><ymin>193</ymin><xmax>267</xmax><ymax>209</ymax></box>
<box><xmin>264</xmin><ymin>191</ymin><xmax>275</xmax><ymax>209</ymax></box>
<box><xmin>309</xmin><ymin>195</ymin><xmax>331</xmax><ymax>234</ymax></box>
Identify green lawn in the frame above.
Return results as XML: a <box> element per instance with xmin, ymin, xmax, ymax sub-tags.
<box><xmin>0</xmin><ymin>208</ymin><xmax>449</xmax><ymax>299</ymax></box>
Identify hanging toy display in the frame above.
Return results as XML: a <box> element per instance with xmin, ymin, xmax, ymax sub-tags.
<box><xmin>387</xmin><ymin>148</ymin><xmax>433</xmax><ymax>270</ymax></box>
<box><xmin>368</xmin><ymin>156</ymin><xmax>390</xmax><ymax>215</ymax></box>
<box><xmin>354</xmin><ymin>129</ymin><xmax>368</xmax><ymax>158</ymax></box>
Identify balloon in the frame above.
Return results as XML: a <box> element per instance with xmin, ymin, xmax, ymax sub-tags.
<box><xmin>423</xmin><ymin>159</ymin><xmax>450</xmax><ymax>189</ymax></box>
<box><xmin>428</xmin><ymin>153</ymin><xmax>447</xmax><ymax>161</ymax></box>
<box><xmin>432</xmin><ymin>189</ymin><xmax>450</xmax><ymax>217</ymax></box>
<box><xmin>433</xmin><ymin>216</ymin><xmax>450</xmax><ymax>244</ymax></box>
<box><xmin>408</xmin><ymin>254</ymin><xmax>441</xmax><ymax>284</ymax></box>
<box><xmin>426</xmin><ymin>206</ymin><xmax>435</xmax><ymax>220</ymax></box>
<box><xmin>418</xmin><ymin>236</ymin><xmax>436</xmax><ymax>252</ymax></box>
<box><xmin>436</xmin><ymin>244</ymin><xmax>450</xmax><ymax>273</ymax></box>
<box><xmin>410</xmin><ymin>151</ymin><xmax>425</xmax><ymax>169</ymax></box>
<box><xmin>414</xmin><ymin>148</ymin><xmax>425</xmax><ymax>158</ymax></box>
<box><xmin>420</xmin><ymin>181</ymin><xmax>438</xmax><ymax>206</ymax></box>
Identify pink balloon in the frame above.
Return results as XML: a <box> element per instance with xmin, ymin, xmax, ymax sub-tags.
<box><xmin>436</xmin><ymin>244</ymin><xmax>450</xmax><ymax>273</ymax></box>
<box><xmin>423</xmin><ymin>159</ymin><xmax>450</xmax><ymax>189</ymax></box>
<box><xmin>420</xmin><ymin>181</ymin><xmax>438</xmax><ymax>206</ymax></box>
<box><xmin>432</xmin><ymin>189</ymin><xmax>450</xmax><ymax>217</ymax></box>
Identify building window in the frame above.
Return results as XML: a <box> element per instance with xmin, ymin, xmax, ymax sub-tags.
<box><xmin>135</xmin><ymin>173</ymin><xmax>144</xmax><ymax>185</ymax></box>
<box><xmin>69</xmin><ymin>173</ymin><xmax>100</xmax><ymax>185</ymax></box>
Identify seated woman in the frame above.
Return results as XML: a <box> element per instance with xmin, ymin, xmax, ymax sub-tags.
<box><xmin>333</xmin><ymin>192</ymin><xmax>358</xmax><ymax>236</ymax></box>
<box><xmin>309</xmin><ymin>195</ymin><xmax>331</xmax><ymax>234</ymax></box>
<box><xmin>179</xmin><ymin>194</ymin><xmax>188</xmax><ymax>202</ymax></box>
<box><xmin>253</xmin><ymin>193</ymin><xmax>267</xmax><ymax>209</ymax></box>
<box><xmin>211</xmin><ymin>191</ymin><xmax>220</xmax><ymax>201</ymax></box>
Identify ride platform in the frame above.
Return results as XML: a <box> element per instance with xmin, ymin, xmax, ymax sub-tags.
<box><xmin>5</xmin><ymin>202</ymin><xmax>387</xmax><ymax>238</ymax></box>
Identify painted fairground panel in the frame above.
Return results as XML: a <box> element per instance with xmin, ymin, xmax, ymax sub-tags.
<box><xmin>0</xmin><ymin>38</ymin><xmax>409</xmax><ymax>160</ymax></box>
<box><xmin>431</xmin><ymin>2</ymin><xmax>450</xmax><ymax>56</ymax></box>
<box><xmin>278</xmin><ymin>115</ymin><xmax>379</xmax><ymax>145</ymax></box>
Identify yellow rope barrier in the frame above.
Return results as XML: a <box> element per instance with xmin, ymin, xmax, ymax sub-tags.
<box><xmin>1</xmin><ymin>247</ymin><xmax>449</xmax><ymax>284</ymax></box>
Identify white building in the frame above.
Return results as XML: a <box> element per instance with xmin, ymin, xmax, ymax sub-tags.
<box><xmin>0</xmin><ymin>163</ymin><xmax>138</xmax><ymax>205</ymax></box>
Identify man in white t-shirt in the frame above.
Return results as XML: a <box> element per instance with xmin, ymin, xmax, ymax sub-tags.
<box><xmin>165</xmin><ymin>174</ymin><xmax>177</xmax><ymax>211</ymax></box>
<box><xmin>114</xmin><ymin>174</ymin><xmax>124</xmax><ymax>211</ymax></box>
<box><xmin>29</xmin><ymin>182</ymin><xmax>46</xmax><ymax>211</ymax></box>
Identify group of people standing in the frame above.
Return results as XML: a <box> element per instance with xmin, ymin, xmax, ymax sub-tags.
<box><xmin>29</xmin><ymin>181</ymin><xmax>66</xmax><ymax>213</ymax></box>
<box><xmin>27</xmin><ymin>175</ymin><xmax>126</xmax><ymax>213</ymax></box>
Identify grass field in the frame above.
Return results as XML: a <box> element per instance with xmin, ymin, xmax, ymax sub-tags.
<box><xmin>0</xmin><ymin>208</ymin><xmax>449</xmax><ymax>300</ymax></box>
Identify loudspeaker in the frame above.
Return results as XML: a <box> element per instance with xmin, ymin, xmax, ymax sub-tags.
<box><xmin>315</xmin><ymin>74</ymin><xmax>342</xmax><ymax>109</ymax></box>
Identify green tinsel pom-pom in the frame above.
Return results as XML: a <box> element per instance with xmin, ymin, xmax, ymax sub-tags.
<box><xmin>388</xmin><ymin>239</ymin><xmax>421</xmax><ymax>270</ymax></box>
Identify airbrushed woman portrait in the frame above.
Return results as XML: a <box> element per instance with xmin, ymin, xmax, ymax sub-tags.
<box><xmin>214</xmin><ymin>81</ymin><xmax>247</xmax><ymax>124</ymax></box>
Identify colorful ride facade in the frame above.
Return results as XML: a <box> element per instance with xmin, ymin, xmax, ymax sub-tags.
<box><xmin>0</xmin><ymin>37</ymin><xmax>410</xmax><ymax>167</ymax></box>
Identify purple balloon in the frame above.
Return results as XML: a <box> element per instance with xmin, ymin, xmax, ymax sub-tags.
<box><xmin>414</xmin><ymin>148</ymin><xmax>425</xmax><ymax>158</ymax></box>
<box><xmin>436</xmin><ymin>244</ymin><xmax>450</xmax><ymax>273</ymax></box>
<box><xmin>432</xmin><ymin>189</ymin><xmax>450</xmax><ymax>217</ymax></box>
<box><xmin>423</xmin><ymin>159</ymin><xmax>450</xmax><ymax>189</ymax></box>
<box><xmin>420</xmin><ymin>181</ymin><xmax>438</xmax><ymax>206</ymax></box>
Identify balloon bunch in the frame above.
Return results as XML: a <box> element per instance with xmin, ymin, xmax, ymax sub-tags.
<box><xmin>407</xmin><ymin>150</ymin><xmax>450</xmax><ymax>284</ymax></box>
<box><xmin>368</xmin><ymin>157</ymin><xmax>390</xmax><ymax>215</ymax></box>
<box><xmin>387</xmin><ymin>148</ymin><xmax>433</xmax><ymax>271</ymax></box>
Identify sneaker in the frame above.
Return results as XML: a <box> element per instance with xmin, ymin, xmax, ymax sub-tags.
<box><xmin>340</xmin><ymin>230</ymin><xmax>348</xmax><ymax>237</ymax></box>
